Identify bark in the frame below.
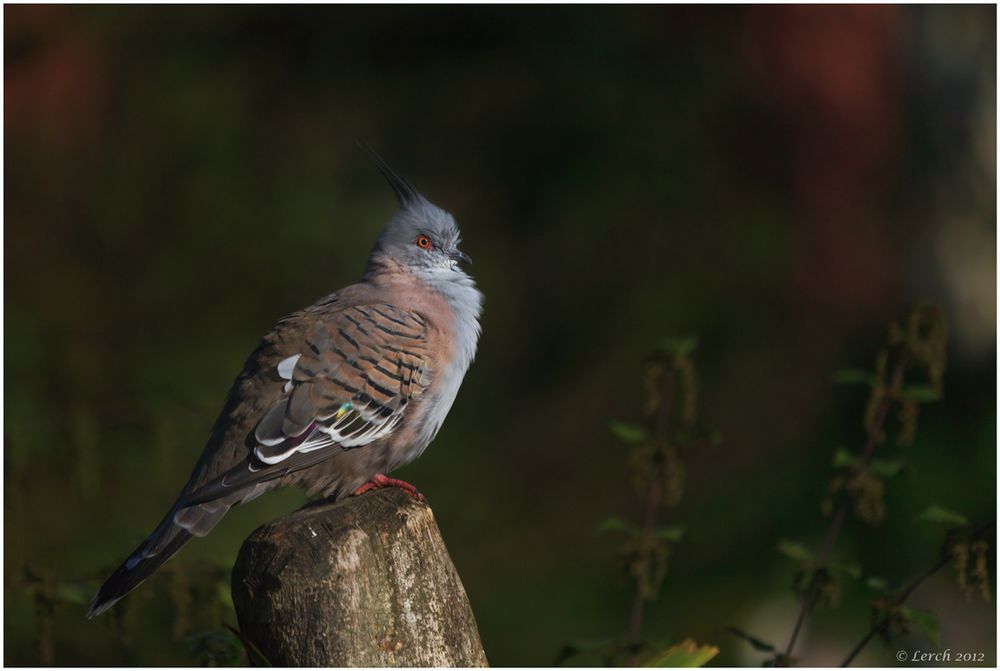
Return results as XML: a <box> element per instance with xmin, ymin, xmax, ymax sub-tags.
<box><xmin>231</xmin><ymin>488</ymin><xmax>488</xmax><ymax>667</ymax></box>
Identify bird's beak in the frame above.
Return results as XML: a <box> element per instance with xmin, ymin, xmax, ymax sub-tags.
<box><xmin>449</xmin><ymin>248</ymin><xmax>472</xmax><ymax>265</ymax></box>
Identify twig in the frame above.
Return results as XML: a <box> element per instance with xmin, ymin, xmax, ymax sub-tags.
<box><xmin>626</xmin><ymin>364</ymin><xmax>676</xmax><ymax>665</ymax></box>
<box><xmin>779</xmin><ymin>352</ymin><xmax>910</xmax><ymax>665</ymax></box>
<box><xmin>840</xmin><ymin>522</ymin><xmax>995</xmax><ymax>667</ymax></box>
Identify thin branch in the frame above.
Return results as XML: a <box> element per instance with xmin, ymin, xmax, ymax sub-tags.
<box><xmin>779</xmin><ymin>352</ymin><xmax>910</xmax><ymax>665</ymax></box>
<box><xmin>840</xmin><ymin>522</ymin><xmax>995</xmax><ymax>667</ymax></box>
<box><xmin>782</xmin><ymin>506</ymin><xmax>846</xmax><ymax>664</ymax></box>
<box><xmin>626</xmin><ymin>364</ymin><xmax>676</xmax><ymax>666</ymax></box>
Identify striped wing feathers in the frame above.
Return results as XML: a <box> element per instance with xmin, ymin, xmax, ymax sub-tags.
<box><xmin>252</xmin><ymin>304</ymin><xmax>429</xmax><ymax>464</ymax></box>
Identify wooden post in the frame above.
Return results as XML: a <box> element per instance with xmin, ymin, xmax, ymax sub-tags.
<box><xmin>231</xmin><ymin>488</ymin><xmax>488</xmax><ymax>667</ymax></box>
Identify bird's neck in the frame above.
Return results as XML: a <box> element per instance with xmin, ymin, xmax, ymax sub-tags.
<box><xmin>363</xmin><ymin>255</ymin><xmax>482</xmax><ymax>326</ymax></box>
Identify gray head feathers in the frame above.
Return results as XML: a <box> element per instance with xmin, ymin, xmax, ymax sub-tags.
<box><xmin>360</xmin><ymin>145</ymin><xmax>471</xmax><ymax>280</ymax></box>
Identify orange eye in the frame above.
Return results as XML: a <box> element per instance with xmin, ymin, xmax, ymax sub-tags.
<box><xmin>415</xmin><ymin>235</ymin><xmax>432</xmax><ymax>250</ymax></box>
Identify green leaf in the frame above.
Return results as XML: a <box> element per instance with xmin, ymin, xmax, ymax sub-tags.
<box><xmin>832</xmin><ymin>447</ymin><xmax>860</xmax><ymax>469</ymax></box>
<box><xmin>832</xmin><ymin>449</ymin><xmax>904</xmax><ymax>478</ymax></box>
<box><xmin>608</xmin><ymin>420</ymin><xmax>648</xmax><ymax>445</ymax></box>
<box><xmin>914</xmin><ymin>505</ymin><xmax>968</xmax><ymax>527</ymax></box>
<box><xmin>54</xmin><ymin>581</ymin><xmax>91</xmax><ymax>606</ymax></box>
<box><xmin>667</xmin><ymin>336</ymin><xmax>698</xmax><ymax>356</ymax></box>
<box><xmin>902</xmin><ymin>385</ymin><xmax>940</xmax><ymax>403</ymax></box>
<box><xmin>776</xmin><ymin>539</ymin><xmax>813</xmax><ymax>562</ymax></box>
<box><xmin>900</xmin><ymin>607</ymin><xmax>940</xmax><ymax>648</ymax></box>
<box><xmin>663</xmin><ymin>337</ymin><xmax>699</xmax><ymax>357</ymax></box>
<box><xmin>217</xmin><ymin>580</ymin><xmax>235</xmax><ymax>610</ymax></box>
<box><xmin>833</xmin><ymin>369</ymin><xmax>878</xmax><ymax>386</ymax></box>
<box><xmin>830</xmin><ymin>560</ymin><xmax>862</xmax><ymax>580</ymax></box>
<box><xmin>652</xmin><ymin>525</ymin><xmax>686</xmax><ymax>542</ymax></box>
<box><xmin>645</xmin><ymin>639</ymin><xmax>719</xmax><ymax>667</ymax></box>
<box><xmin>868</xmin><ymin>459</ymin><xmax>905</xmax><ymax>479</ymax></box>
<box><xmin>865</xmin><ymin>576</ymin><xmax>889</xmax><ymax>592</ymax></box>
<box><xmin>599</xmin><ymin>517</ymin><xmax>640</xmax><ymax>536</ymax></box>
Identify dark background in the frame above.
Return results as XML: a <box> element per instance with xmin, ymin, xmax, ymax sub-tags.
<box><xmin>4</xmin><ymin>5</ymin><xmax>996</xmax><ymax>666</ymax></box>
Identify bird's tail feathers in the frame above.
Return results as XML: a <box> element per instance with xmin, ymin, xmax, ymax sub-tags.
<box><xmin>87</xmin><ymin>495</ymin><xmax>239</xmax><ymax>618</ymax></box>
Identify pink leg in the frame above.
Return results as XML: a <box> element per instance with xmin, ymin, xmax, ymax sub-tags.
<box><xmin>352</xmin><ymin>473</ymin><xmax>425</xmax><ymax>502</ymax></box>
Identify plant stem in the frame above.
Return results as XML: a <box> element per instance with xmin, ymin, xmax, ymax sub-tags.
<box><xmin>838</xmin><ymin>561</ymin><xmax>946</xmax><ymax>667</ymax></box>
<box><xmin>779</xmin><ymin>351</ymin><xmax>909</xmax><ymax>665</ymax></box>
<box><xmin>626</xmin><ymin>476</ymin><xmax>662</xmax><ymax>661</ymax></box>
<box><xmin>840</xmin><ymin>522</ymin><xmax>995</xmax><ymax>667</ymax></box>
<box><xmin>626</xmin><ymin>364</ymin><xmax>676</xmax><ymax>665</ymax></box>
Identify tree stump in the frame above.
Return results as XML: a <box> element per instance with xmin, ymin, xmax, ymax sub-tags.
<box><xmin>231</xmin><ymin>488</ymin><xmax>488</xmax><ymax>667</ymax></box>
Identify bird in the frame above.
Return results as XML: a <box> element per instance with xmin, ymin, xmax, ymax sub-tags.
<box><xmin>87</xmin><ymin>148</ymin><xmax>483</xmax><ymax>618</ymax></box>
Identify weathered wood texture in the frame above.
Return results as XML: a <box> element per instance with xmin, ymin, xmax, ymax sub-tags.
<box><xmin>231</xmin><ymin>488</ymin><xmax>488</xmax><ymax>667</ymax></box>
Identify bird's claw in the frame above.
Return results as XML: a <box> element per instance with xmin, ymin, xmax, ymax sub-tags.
<box><xmin>352</xmin><ymin>473</ymin><xmax>425</xmax><ymax>503</ymax></box>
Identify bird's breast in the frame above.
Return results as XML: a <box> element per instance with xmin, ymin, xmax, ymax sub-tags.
<box><xmin>386</xmin><ymin>281</ymin><xmax>481</xmax><ymax>470</ymax></box>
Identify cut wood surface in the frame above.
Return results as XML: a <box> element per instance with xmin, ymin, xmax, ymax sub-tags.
<box><xmin>231</xmin><ymin>488</ymin><xmax>488</xmax><ymax>667</ymax></box>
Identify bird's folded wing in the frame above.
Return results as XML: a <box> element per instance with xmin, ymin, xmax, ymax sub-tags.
<box><xmin>185</xmin><ymin>303</ymin><xmax>430</xmax><ymax>505</ymax></box>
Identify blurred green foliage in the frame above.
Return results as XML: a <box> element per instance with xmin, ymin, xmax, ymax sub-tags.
<box><xmin>644</xmin><ymin>639</ymin><xmax>720</xmax><ymax>667</ymax></box>
<box><xmin>582</xmin><ymin>337</ymin><xmax>717</xmax><ymax>666</ymax></box>
<box><xmin>4</xmin><ymin>5</ymin><xmax>995</xmax><ymax>666</ymax></box>
<box><xmin>759</xmin><ymin>305</ymin><xmax>993</xmax><ymax>665</ymax></box>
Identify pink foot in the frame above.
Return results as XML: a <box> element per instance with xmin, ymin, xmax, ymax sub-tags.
<box><xmin>352</xmin><ymin>473</ymin><xmax>425</xmax><ymax>502</ymax></box>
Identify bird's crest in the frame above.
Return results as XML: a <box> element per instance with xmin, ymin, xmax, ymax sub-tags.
<box><xmin>357</xmin><ymin>140</ymin><xmax>420</xmax><ymax>208</ymax></box>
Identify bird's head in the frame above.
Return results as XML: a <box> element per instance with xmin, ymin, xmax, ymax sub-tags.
<box><xmin>362</xmin><ymin>146</ymin><xmax>472</xmax><ymax>280</ymax></box>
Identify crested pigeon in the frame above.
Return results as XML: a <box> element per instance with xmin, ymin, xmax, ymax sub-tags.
<box><xmin>88</xmin><ymin>150</ymin><xmax>482</xmax><ymax>618</ymax></box>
